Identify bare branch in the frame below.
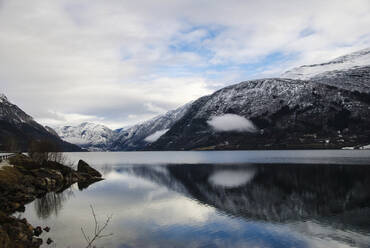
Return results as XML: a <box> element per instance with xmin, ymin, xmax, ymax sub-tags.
<box><xmin>81</xmin><ymin>227</ymin><xmax>90</xmax><ymax>243</ymax></box>
<box><xmin>81</xmin><ymin>205</ymin><xmax>113</xmax><ymax>248</ymax></box>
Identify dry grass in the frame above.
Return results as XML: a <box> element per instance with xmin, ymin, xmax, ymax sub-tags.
<box><xmin>8</xmin><ymin>154</ymin><xmax>33</xmax><ymax>166</ymax></box>
<box><xmin>0</xmin><ymin>166</ymin><xmax>22</xmax><ymax>185</ymax></box>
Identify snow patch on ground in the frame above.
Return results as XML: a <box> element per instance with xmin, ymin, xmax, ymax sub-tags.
<box><xmin>207</xmin><ymin>114</ymin><xmax>257</xmax><ymax>132</ymax></box>
<box><xmin>360</xmin><ymin>144</ymin><xmax>370</xmax><ymax>149</ymax></box>
<box><xmin>342</xmin><ymin>144</ymin><xmax>370</xmax><ymax>150</ymax></box>
<box><xmin>144</xmin><ymin>129</ymin><xmax>169</xmax><ymax>143</ymax></box>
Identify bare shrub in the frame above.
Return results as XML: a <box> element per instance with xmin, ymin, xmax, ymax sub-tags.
<box><xmin>81</xmin><ymin>205</ymin><xmax>113</xmax><ymax>248</ymax></box>
<box><xmin>28</xmin><ymin>140</ymin><xmax>67</xmax><ymax>164</ymax></box>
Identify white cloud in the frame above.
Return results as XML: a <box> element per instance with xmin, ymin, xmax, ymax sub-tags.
<box><xmin>207</xmin><ymin>114</ymin><xmax>257</xmax><ymax>132</ymax></box>
<box><xmin>0</xmin><ymin>0</ymin><xmax>369</xmax><ymax>128</ymax></box>
<box><xmin>208</xmin><ymin>169</ymin><xmax>256</xmax><ymax>188</ymax></box>
<box><xmin>144</xmin><ymin>129</ymin><xmax>169</xmax><ymax>143</ymax></box>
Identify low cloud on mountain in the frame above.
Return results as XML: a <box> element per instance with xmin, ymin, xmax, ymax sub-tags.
<box><xmin>207</xmin><ymin>114</ymin><xmax>257</xmax><ymax>132</ymax></box>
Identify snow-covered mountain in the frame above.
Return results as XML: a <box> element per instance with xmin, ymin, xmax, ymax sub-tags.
<box><xmin>0</xmin><ymin>94</ymin><xmax>81</xmax><ymax>152</ymax></box>
<box><xmin>150</xmin><ymin>77</ymin><xmax>370</xmax><ymax>150</ymax></box>
<box><xmin>54</xmin><ymin>103</ymin><xmax>192</xmax><ymax>151</ymax></box>
<box><xmin>55</xmin><ymin>47</ymin><xmax>370</xmax><ymax>151</ymax></box>
<box><xmin>55</xmin><ymin>122</ymin><xmax>115</xmax><ymax>151</ymax></box>
<box><xmin>147</xmin><ymin>48</ymin><xmax>370</xmax><ymax>150</ymax></box>
<box><xmin>111</xmin><ymin>102</ymin><xmax>192</xmax><ymax>150</ymax></box>
<box><xmin>0</xmin><ymin>94</ymin><xmax>34</xmax><ymax>124</ymax></box>
<box><xmin>281</xmin><ymin>47</ymin><xmax>370</xmax><ymax>80</ymax></box>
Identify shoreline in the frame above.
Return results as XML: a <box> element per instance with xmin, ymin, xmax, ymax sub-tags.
<box><xmin>0</xmin><ymin>154</ymin><xmax>103</xmax><ymax>247</ymax></box>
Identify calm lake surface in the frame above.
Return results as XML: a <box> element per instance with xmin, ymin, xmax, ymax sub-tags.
<box><xmin>18</xmin><ymin>150</ymin><xmax>370</xmax><ymax>248</ymax></box>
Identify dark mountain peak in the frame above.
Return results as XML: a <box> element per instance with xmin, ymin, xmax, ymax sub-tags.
<box><xmin>0</xmin><ymin>94</ymin><xmax>34</xmax><ymax>124</ymax></box>
<box><xmin>0</xmin><ymin>94</ymin><xmax>81</xmax><ymax>152</ymax></box>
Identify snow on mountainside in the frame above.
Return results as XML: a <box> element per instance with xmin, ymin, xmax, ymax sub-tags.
<box><xmin>53</xmin><ymin>47</ymin><xmax>370</xmax><ymax>151</ymax></box>
<box><xmin>55</xmin><ymin>103</ymin><xmax>192</xmax><ymax>151</ymax></box>
<box><xmin>111</xmin><ymin>102</ymin><xmax>192</xmax><ymax>150</ymax></box>
<box><xmin>44</xmin><ymin>126</ymin><xmax>60</xmax><ymax>137</ymax></box>
<box><xmin>149</xmin><ymin>74</ymin><xmax>370</xmax><ymax>150</ymax></box>
<box><xmin>282</xmin><ymin>47</ymin><xmax>370</xmax><ymax>80</ymax></box>
<box><xmin>0</xmin><ymin>93</ymin><xmax>35</xmax><ymax>124</ymax></box>
<box><xmin>55</xmin><ymin>122</ymin><xmax>115</xmax><ymax>151</ymax></box>
<box><xmin>0</xmin><ymin>93</ymin><xmax>81</xmax><ymax>151</ymax></box>
<box><xmin>0</xmin><ymin>94</ymin><xmax>7</xmax><ymax>103</ymax></box>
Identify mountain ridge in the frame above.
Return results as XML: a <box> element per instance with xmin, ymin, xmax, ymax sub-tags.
<box><xmin>52</xmin><ymin>47</ymin><xmax>370</xmax><ymax>151</ymax></box>
<box><xmin>0</xmin><ymin>94</ymin><xmax>82</xmax><ymax>152</ymax></box>
<box><xmin>281</xmin><ymin>47</ymin><xmax>370</xmax><ymax>80</ymax></box>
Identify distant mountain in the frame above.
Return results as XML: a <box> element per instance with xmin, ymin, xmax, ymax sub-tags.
<box><xmin>0</xmin><ymin>94</ymin><xmax>81</xmax><ymax>152</ymax></box>
<box><xmin>281</xmin><ymin>47</ymin><xmax>370</xmax><ymax>80</ymax></box>
<box><xmin>54</xmin><ymin>122</ymin><xmax>115</xmax><ymax>151</ymax></box>
<box><xmin>54</xmin><ymin>103</ymin><xmax>192</xmax><ymax>151</ymax></box>
<box><xmin>110</xmin><ymin>102</ymin><xmax>192</xmax><ymax>151</ymax></box>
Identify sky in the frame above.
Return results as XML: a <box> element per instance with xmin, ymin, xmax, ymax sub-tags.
<box><xmin>1</xmin><ymin>0</ymin><xmax>370</xmax><ymax>129</ymax></box>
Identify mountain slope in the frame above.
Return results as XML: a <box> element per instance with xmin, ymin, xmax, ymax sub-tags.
<box><xmin>310</xmin><ymin>66</ymin><xmax>370</xmax><ymax>94</ymax></box>
<box><xmin>149</xmin><ymin>76</ymin><xmax>370</xmax><ymax>150</ymax></box>
<box><xmin>282</xmin><ymin>48</ymin><xmax>370</xmax><ymax>80</ymax></box>
<box><xmin>0</xmin><ymin>94</ymin><xmax>81</xmax><ymax>152</ymax></box>
<box><xmin>53</xmin><ymin>48</ymin><xmax>370</xmax><ymax>151</ymax></box>
<box><xmin>110</xmin><ymin>103</ymin><xmax>192</xmax><ymax>151</ymax></box>
<box><xmin>55</xmin><ymin>122</ymin><xmax>116</xmax><ymax>151</ymax></box>
<box><xmin>147</xmin><ymin>48</ymin><xmax>370</xmax><ymax>150</ymax></box>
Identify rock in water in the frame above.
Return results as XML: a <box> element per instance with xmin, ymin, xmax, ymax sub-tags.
<box><xmin>46</xmin><ymin>238</ymin><xmax>53</xmax><ymax>244</ymax></box>
<box><xmin>77</xmin><ymin>160</ymin><xmax>102</xmax><ymax>177</ymax></box>
<box><xmin>33</xmin><ymin>226</ymin><xmax>42</xmax><ymax>237</ymax></box>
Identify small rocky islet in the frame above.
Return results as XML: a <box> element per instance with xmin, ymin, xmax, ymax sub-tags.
<box><xmin>0</xmin><ymin>154</ymin><xmax>103</xmax><ymax>247</ymax></box>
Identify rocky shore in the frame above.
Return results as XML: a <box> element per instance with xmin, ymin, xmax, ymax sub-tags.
<box><xmin>0</xmin><ymin>154</ymin><xmax>103</xmax><ymax>247</ymax></box>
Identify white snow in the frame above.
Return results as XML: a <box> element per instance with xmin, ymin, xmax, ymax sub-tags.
<box><xmin>55</xmin><ymin>122</ymin><xmax>115</xmax><ymax>150</ymax></box>
<box><xmin>282</xmin><ymin>47</ymin><xmax>370</xmax><ymax>80</ymax></box>
<box><xmin>0</xmin><ymin>93</ymin><xmax>34</xmax><ymax>124</ymax></box>
<box><xmin>114</xmin><ymin>102</ymin><xmax>191</xmax><ymax>149</ymax></box>
<box><xmin>359</xmin><ymin>144</ymin><xmax>370</xmax><ymax>150</ymax></box>
<box><xmin>341</xmin><ymin>144</ymin><xmax>370</xmax><ymax>150</ymax></box>
<box><xmin>144</xmin><ymin>129</ymin><xmax>169</xmax><ymax>143</ymax></box>
<box><xmin>341</xmin><ymin>147</ymin><xmax>355</xmax><ymax>150</ymax></box>
<box><xmin>0</xmin><ymin>93</ymin><xmax>7</xmax><ymax>103</ymax></box>
<box><xmin>207</xmin><ymin>114</ymin><xmax>257</xmax><ymax>132</ymax></box>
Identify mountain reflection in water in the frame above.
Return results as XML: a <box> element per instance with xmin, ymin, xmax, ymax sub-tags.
<box><xmin>23</xmin><ymin>161</ymin><xmax>370</xmax><ymax>248</ymax></box>
<box><xmin>125</xmin><ymin>164</ymin><xmax>370</xmax><ymax>226</ymax></box>
<box><xmin>121</xmin><ymin>163</ymin><xmax>370</xmax><ymax>247</ymax></box>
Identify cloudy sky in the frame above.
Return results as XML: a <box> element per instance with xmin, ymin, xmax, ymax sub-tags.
<box><xmin>1</xmin><ymin>0</ymin><xmax>370</xmax><ymax>129</ymax></box>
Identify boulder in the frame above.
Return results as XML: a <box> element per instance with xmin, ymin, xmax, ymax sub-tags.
<box><xmin>77</xmin><ymin>160</ymin><xmax>102</xmax><ymax>178</ymax></box>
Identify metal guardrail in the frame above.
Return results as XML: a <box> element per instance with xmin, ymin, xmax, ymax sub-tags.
<box><xmin>0</xmin><ymin>153</ymin><xmax>16</xmax><ymax>162</ymax></box>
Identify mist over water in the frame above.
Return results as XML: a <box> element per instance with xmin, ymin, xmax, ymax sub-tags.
<box><xmin>18</xmin><ymin>151</ymin><xmax>370</xmax><ymax>248</ymax></box>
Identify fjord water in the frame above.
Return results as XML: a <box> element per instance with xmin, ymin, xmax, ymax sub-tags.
<box><xmin>19</xmin><ymin>151</ymin><xmax>370</xmax><ymax>248</ymax></box>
